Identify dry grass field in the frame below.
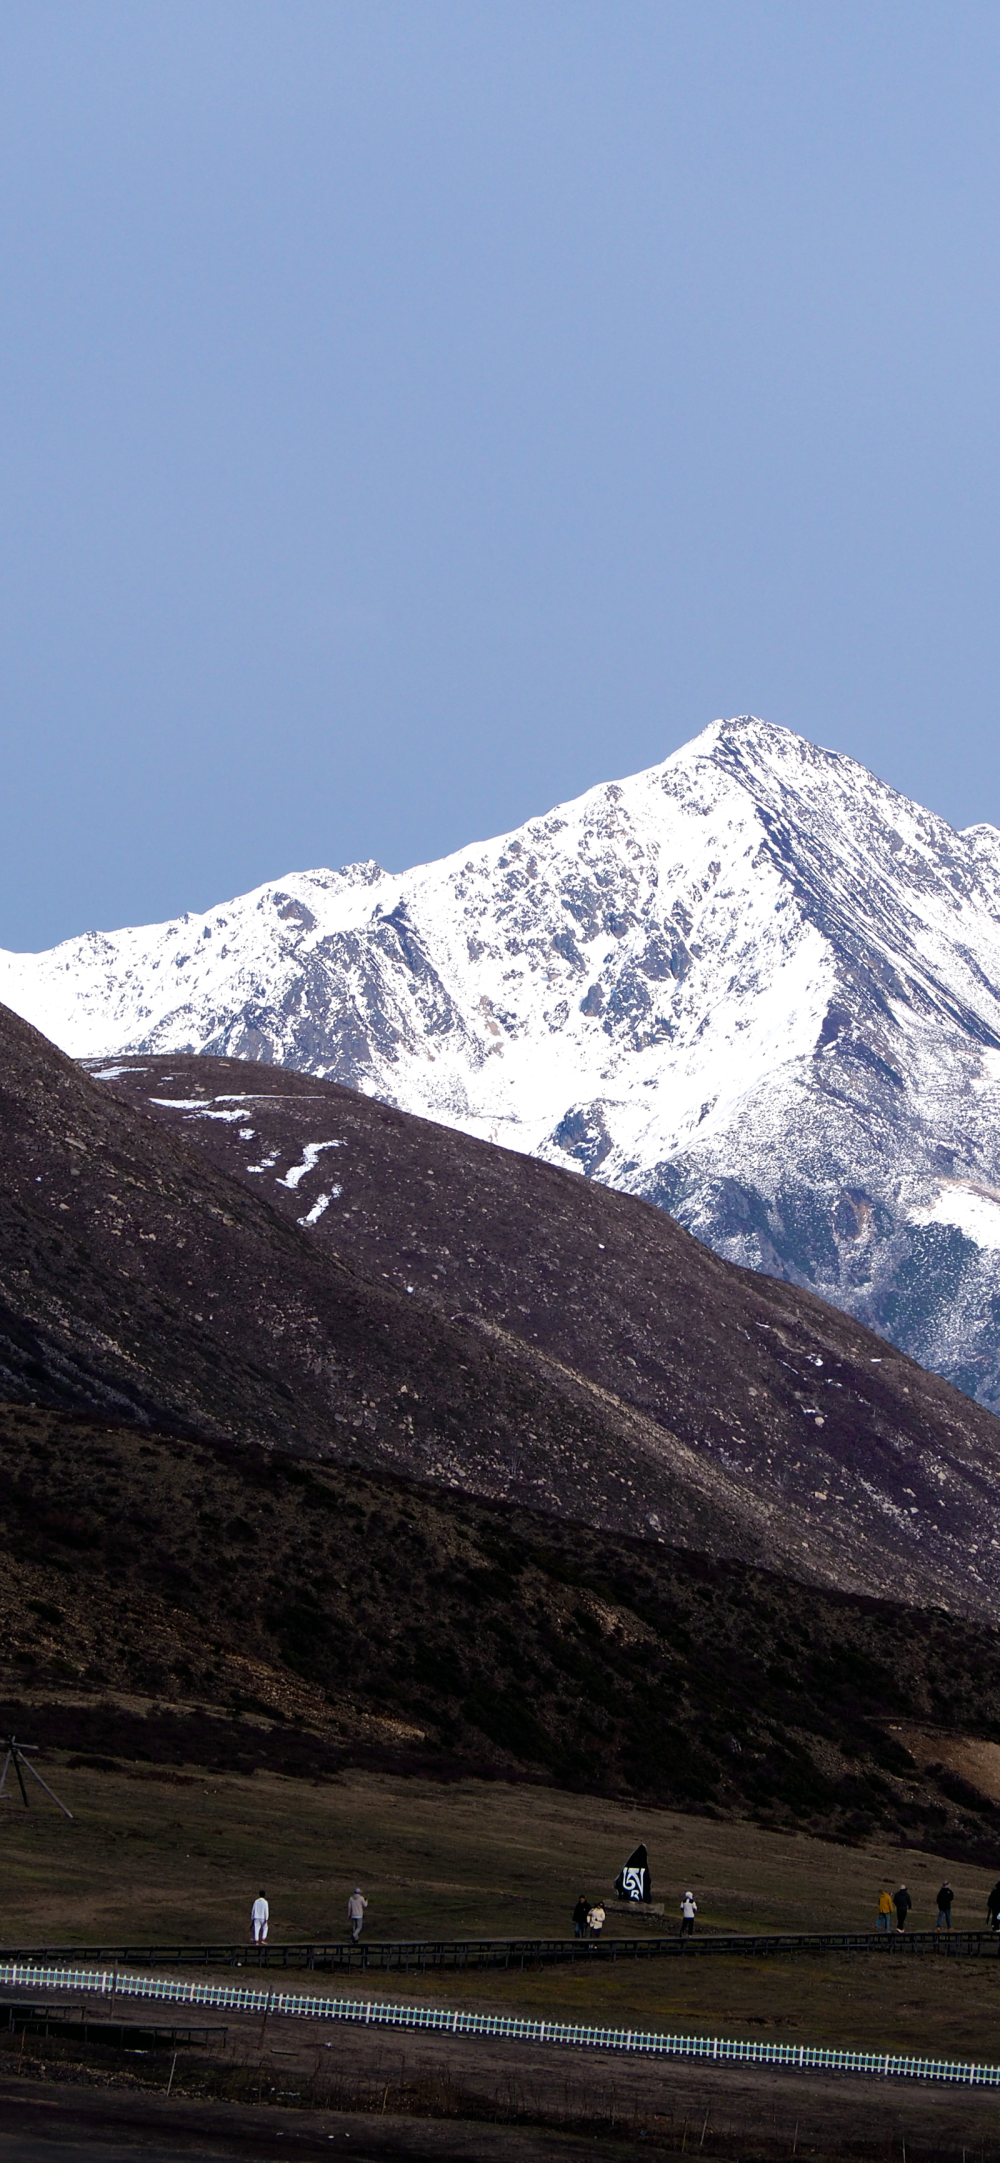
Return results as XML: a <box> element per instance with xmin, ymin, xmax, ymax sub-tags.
<box><xmin>4</xmin><ymin>1759</ymin><xmax>1000</xmax><ymax>2067</ymax></box>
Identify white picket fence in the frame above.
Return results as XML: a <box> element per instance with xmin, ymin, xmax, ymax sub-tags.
<box><xmin>1</xmin><ymin>1960</ymin><xmax>996</xmax><ymax>2087</ymax></box>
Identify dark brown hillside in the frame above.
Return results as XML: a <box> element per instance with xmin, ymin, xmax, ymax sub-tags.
<box><xmin>5</xmin><ymin>1399</ymin><xmax>1000</xmax><ymax>1861</ymax></box>
<box><xmin>0</xmin><ymin>1001</ymin><xmax>777</xmax><ymax>1565</ymax></box>
<box><xmin>92</xmin><ymin>1049</ymin><xmax>1000</xmax><ymax>1619</ymax></box>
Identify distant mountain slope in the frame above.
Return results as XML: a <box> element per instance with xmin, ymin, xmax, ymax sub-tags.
<box><xmin>81</xmin><ymin>1044</ymin><xmax>1000</xmax><ymax>1621</ymax></box>
<box><xmin>6</xmin><ymin>718</ymin><xmax>1000</xmax><ymax>1407</ymax></box>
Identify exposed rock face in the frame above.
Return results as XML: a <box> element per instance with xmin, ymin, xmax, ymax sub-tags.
<box><xmin>7</xmin><ymin>717</ymin><xmax>1000</xmax><ymax>1405</ymax></box>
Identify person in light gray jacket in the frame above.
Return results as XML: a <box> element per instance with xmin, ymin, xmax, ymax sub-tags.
<box><xmin>348</xmin><ymin>1887</ymin><xmax>368</xmax><ymax>1942</ymax></box>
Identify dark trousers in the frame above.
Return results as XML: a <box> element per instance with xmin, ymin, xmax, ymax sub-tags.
<box><xmin>680</xmin><ymin>1919</ymin><xmax>694</xmax><ymax>1937</ymax></box>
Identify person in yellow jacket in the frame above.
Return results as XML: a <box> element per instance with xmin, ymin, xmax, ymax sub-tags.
<box><xmin>877</xmin><ymin>1887</ymin><xmax>894</xmax><ymax>1932</ymax></box>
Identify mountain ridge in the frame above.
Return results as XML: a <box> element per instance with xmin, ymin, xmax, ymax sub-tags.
<box><xmin>8</xmin><ymin>717</ymin><xmax>1000</xmax><ymax>1404</ymax></box>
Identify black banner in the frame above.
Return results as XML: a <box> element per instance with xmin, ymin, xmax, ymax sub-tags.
<box><xmin>614</xmin><ymin>1842</ymin><xmax>651</xmax><ymax>1903</ymax></box>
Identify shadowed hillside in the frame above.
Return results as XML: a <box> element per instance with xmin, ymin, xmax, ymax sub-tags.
<box><xmin>4</xmin><ymin>1400</ymin><xmax>1000</xmax><ymax>1860</ymax></box>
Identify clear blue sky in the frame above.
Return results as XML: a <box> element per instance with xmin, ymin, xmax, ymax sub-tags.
<box><xmin>3</xmin><ymin>2</ymin><xmax>1000</xmax><ymax>949</ymax></box>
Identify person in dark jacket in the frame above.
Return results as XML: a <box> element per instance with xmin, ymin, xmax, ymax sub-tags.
<box><xmin>893</xmin><ymin>1885</ymin><xmax>911</xmax><ymax>1932</ymax></box>
<box><xmin>572</xmin><ymin>1895</ymin><xmax>589</xmax><ymax>1939</ymax></box>
<box><xmin>936</xmin><ymin>1882</ymin><xmax>953</xmax><ymax>1929</ymax></box>
<box><xmin>986</xmin><ymin>1881</ymin><xmax>1000</xmax><ymax>1930</ymax></box>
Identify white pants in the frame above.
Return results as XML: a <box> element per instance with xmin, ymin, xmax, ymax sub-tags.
<box><xmin>253</xmin><ymin>1920</ymin><xmax>268</xmax><ymax>1942</ymax></box>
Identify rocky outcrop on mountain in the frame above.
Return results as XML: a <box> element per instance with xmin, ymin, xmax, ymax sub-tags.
<box><xmin>7</xmin><ymin>717</ymin><xmax>1000</xmax><ymax>1406</ymax></box>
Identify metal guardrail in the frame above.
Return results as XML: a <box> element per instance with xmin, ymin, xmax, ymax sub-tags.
<box><xmin>0</xmin><ymin>1960</ymin><xmax>997</xmax><ymax>2089</ymax></box>
<box><xmin>2</xmin><ymin>2000</ymin><xmax>226</xmax><ymax>2047</ymax></box>
<box><xmin>0</xmin><ymin>1930</ymin><xmax>996</xmax><ymax>1972</ymax></box>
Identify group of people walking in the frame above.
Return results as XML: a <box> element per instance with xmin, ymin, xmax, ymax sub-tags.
<box><xmin>572</xmin><ymin>1896</ymin><xmax>606</xmax><ymax>1938</ymax></box>
<box><xmin>877</xmin><ymin>1880</ymin><xmax>1000</xmax><ymax>1931</ymax></box>
<box><xmin>573</xmin><ymin>1891</ymin><xmax>697</xmax><ymax>1939</ymax></box>
<box><xmin>576</xmin><ymin>1880</ymin><xmax>1000</xmax><ymax>1942</ymax></box>
<box><xmin>248</xmin><ymin>1887</ymin><xmax>368</xmax><ymax>1944</ymax></box>
<box><xmin>876</xmin><ymin>1884</ymin><xmax>914</xmax><ymax>1931</ymax></box>
<box><xmin>248</xmin><ymin>1875</ymin><xmax>1000</xmax><ymax>1948</ymax></box>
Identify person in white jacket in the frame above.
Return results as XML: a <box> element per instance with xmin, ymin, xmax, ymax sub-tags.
<box><xmin>251</xmin><ymin>1891</ymin><xmax>269</xmax><ymax>1944</ymax></box>
<box><xmin>348</xmin><ymin>1887</ymin><xmax>368</xmax><ymax>1943</ymax></box>
<box><xmin>680</xmin><ymin>1890</ymin><xmax>697</xmax><ymax>1939</ymax></box>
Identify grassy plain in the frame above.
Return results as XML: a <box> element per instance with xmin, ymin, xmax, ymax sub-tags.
<box><xmin>3</xmin><ymin>1761</ymin><xmax>1000</xmax><ymax>2065</ymax></box>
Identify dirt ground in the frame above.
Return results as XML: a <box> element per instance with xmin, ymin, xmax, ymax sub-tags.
<box><xmin>1</xmin><ymin>2007</ymin><xmax>999</xmax><ymax>2161</ymax></box>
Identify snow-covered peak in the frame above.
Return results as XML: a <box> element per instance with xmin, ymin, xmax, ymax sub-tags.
<box><xmin>8</xmin><ymin>713</ymin><xmax>1000</xmax><ymax>1407</ymax></box>
<box><xmin>2</xmin><ymin>713</ymin><xmax>997</xmax><ymax>1110</ymax></box>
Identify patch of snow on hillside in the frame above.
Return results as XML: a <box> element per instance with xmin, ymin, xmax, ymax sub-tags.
<box><xmin>277</xmin><ymin>1140</ymin><xmax>344</xmax><ymax>1191</ymax></box>
<box><xmin>149</xmin><ymin>1098</ymin><xmax>251</xmax><ymax>1123</ymax></box>
<box><xmin>911</xmin><ymin>1186</ymin><xmax>1000</xmax><ymax>1251</ymax></box>
<box><xmin>298</xmin><ymin>1188</ymin><xmax>340</xmax><ymax>1225</ymax></box>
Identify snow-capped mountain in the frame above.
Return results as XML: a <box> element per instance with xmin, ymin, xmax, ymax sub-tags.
<box><xmin>7</xmin><ymin>714</ymin><xmax>1000</xmax><ymax>1408</ymax></box>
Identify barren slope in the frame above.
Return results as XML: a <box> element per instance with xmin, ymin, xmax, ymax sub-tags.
<box><xmin>1</xmin><ymin>1002</ymin><xmax>780</xmax><ymax>1565</ymax></box>
<box><xmin>86</xmin><ymin>1047</ymin><xmax>1000</xmax><ymax>1619</ymax></box>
